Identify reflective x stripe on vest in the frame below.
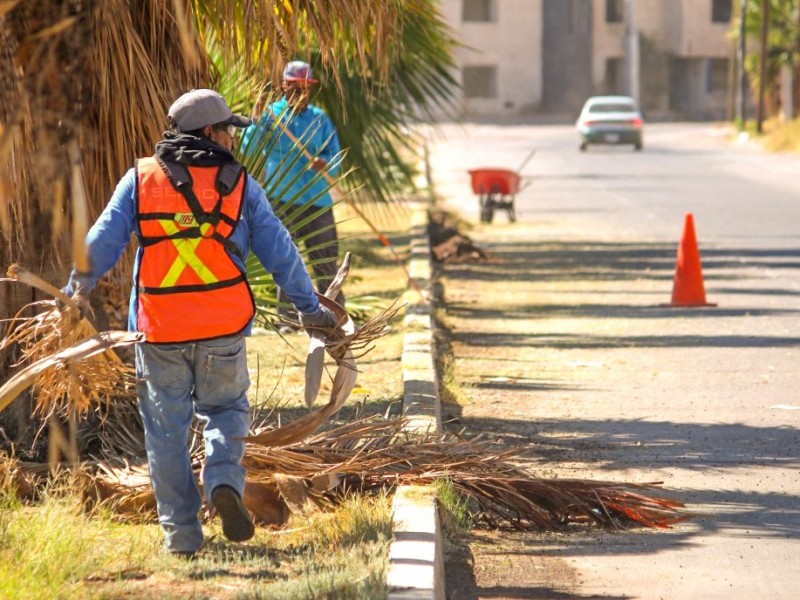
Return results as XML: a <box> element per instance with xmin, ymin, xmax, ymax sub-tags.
<box><xmin>158</xmin><ymin>220</ymin><xmax>217</xmax><ymax>286</ymax></box>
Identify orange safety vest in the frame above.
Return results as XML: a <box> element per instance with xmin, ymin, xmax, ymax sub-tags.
<box><xmin>136</xmin><ymin>156</ymin><xmax>255</xmax><ymax>343</ymax></box>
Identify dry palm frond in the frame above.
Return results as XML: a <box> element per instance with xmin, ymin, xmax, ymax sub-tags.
<box><xmin>0</xmin><ymin>455</ymin><xmax>47</xmax><ymax>500</ymax></box>
<box><xmin>79</xmin><ymin>460</ymin><xmax>157</xmax><ymax>522</ymax></box>
<box><xmin>9</xmin><ymin>414</ymin><xmax>688</xmax><ymax>531</ymax></box>
<box><xmin>0</xmin><ymin>328</ymin><xmax>142</xmax><ymax>416</ymax></box>
<box><xmin>0</xmin><ymin>265</ymin><xmax>140</xmax><ymax>416</ymax></box>
<box><xmin>304</xmin><ymin>252</ymin><xmax>353</xmax><ymax>408</ymax></box>
<box><xmin>323</xmin><ymin>298</ymin><xmax>403</xmax><ymax>362</ymax></box>
<box><xmin>253</xmin><ymin>252</ymin><xmax>402</xmax><ymax>446</ymax></box>
<box><xmin>242</xmin><ymin>366</ymin><xmax>355</xmax><ymax>448</ymax></box>
<box><xmin>304</xmin><ymin>332</ymin><xmax>327</xmax><ymax>409</ymax></box>
<box><xmin>248</xmin><ymin>295</ymin><xmax>401</xmax><ymax>448</ymax></box>
<box><xmin>242</xmin><ymin>416</ymin><xmax>689</xmax><ymax>530</ymax></box>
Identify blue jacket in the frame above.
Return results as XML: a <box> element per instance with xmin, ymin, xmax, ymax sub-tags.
<box><xmin>243</xmin><ymin>97</ymin><xmax>341</xmax><ymax>207</ymax></box>
<box><xmin>64</xmin><ymin>167</ymin><xmax>320</xmax><ymax>335</ymax></box>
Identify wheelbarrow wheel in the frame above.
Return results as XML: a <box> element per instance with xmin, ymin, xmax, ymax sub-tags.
<box><xmin>507</xmin><ymin>203</ymin><xmax>516</xmax><ymax>223</ymax></box>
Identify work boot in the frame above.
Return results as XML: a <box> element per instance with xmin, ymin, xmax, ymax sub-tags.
<box><xmin>211</xmin><ymin>485</ymin><xmax>255</xmax><ymax>543</ymax></box>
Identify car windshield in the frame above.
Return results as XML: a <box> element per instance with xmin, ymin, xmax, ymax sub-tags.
<box><xmin>588</xmin><ymin>102</ymin><xmax>636</xmax><ymax>113</ymax></box>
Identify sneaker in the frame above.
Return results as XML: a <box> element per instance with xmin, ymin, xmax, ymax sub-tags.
<box><xmin>278</xmin><ymin>324</ymin><xmax>301</xmax><ymax>335</ymax></box>
<box><xmin>211</xmin><ymin>485</ymin><xmax>255</xmax><ymax>543</ymax></box>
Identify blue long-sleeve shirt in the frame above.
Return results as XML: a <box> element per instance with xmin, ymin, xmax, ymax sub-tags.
<box><xmin>65</xmin><ymin>166</ymin><xmax>320</xmax><ymax>334</ymax></box>
<box><xmin>243</xmin><ymin>97</ymin><xmax>341</xmax><ymax>207</ymax></box>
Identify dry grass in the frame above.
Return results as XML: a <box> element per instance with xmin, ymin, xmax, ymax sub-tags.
<box><xmin>761</xmin><ymin>116</ymin><xmax>800</xmax><ymax>153</ymax></box>
<box><xmin>0</xmin><ymin>478</ymin><xmax>391</xmax><ymax>600</ymax></box>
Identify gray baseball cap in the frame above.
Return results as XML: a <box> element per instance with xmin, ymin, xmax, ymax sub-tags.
<box><xmin>168</xmin><ymin>89</ymin><xmax>252</xmax><ymax>132</ymax></box>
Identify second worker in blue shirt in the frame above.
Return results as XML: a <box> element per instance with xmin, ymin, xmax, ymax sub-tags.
<box><xmin>243</xmin><ymin>60</ymin><xmax>344</xmax><ymax>332</ymax></box>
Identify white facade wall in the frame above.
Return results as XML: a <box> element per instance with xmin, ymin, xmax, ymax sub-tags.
<box><xmin>592</xmin><ymin>0</ymin><xmax>624</xmax><ymax>91</ymax></box>
<box><xmin>676</xmin><ymin>0</ymin><xmax>732</xmax><ymax>57</ymax></box>
<box><xmin>441</xmin><ymin>0</ymin><xmax>543</xmax><ymax>116</ymax></box>
<box><xmin>439</xmin><ymin>0</ymin><xmax>731</xmax><ymax>118</ymax></box>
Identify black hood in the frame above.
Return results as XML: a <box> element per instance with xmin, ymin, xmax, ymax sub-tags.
<box><xmin>154</xmin><ymin>132</ymin><xmax>236</xmax><ymax>167</ymax></box>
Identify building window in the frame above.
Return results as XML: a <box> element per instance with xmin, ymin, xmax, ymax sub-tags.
<box><xmin>606</xmin><ymin>0</ymin><xmax>624</xmax><ymax>23</ymax></box>
<box><xmin>712</xmin><ymin>0</ymin><xmax>732</xmax><ymax>23</ymax></box>
<box><xmin>462</xmin><ymin>65</ymin><xmax>497</xmax><ymax>98</ymax></box>
<box><xmin>707</xmin><ymin>58</ymin><xmax>729</xmax><ymax>92</ymax></box>
<box><xmin>463</xmin><ymin>0</ymin><xmax>493</xmax><ymax>22</ymax></box>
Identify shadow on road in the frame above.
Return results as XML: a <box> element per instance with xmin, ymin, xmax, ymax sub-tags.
<box><xmin>441</xmin><ymin>409</ymin><xmax>800</xmax><ymax>535</ymax></box>
<box><xmin>442</xmin><ymin>240</ymin><xmax>800</xmax><ymax>286</ymax></box>
<box><xmin>437</xmin><ymin>235</ymin><xmax>800</xmax><ymax>599</ymax></box>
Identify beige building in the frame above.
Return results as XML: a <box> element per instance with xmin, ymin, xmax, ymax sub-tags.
<box><xmin>442</xmin><ymin>0</ymin><xmax>735</xmax><ymax>119</ymax></box>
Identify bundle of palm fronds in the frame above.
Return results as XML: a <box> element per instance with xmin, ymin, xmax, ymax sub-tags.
<box><xmin>0</xmin><ymin>264</ymin><xmax>141</xmax><ymax>416</ymax></box>
<box><xmin>248</xmin><ymin>253</ymin><xmax>403</xmax><ymax>447</ymax></box>
<box><xmin>322</xmin><ymin>297</ymin><xmax>402</xmax><ymax>364</ymax></box>
<box><xmin>244</xmin><ymin>416</ymin><xmax>688</xmax><ymax>530</ymax></box>
<box><xmin>60</xmin><ymin>413</ymin><xmax>687</xmax><ymax>531</ymax></box>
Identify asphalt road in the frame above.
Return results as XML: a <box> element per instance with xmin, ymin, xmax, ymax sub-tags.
<box><xmin>427</xmin><ymin>121</ymin><xmax>800</xmax><ymax>599</ymax></box>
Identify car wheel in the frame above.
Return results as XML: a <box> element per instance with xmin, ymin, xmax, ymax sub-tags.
<box><xmin>580</xmin><ymin>142</ymin><xmax>588</xmax><ymax>152</ymax></box>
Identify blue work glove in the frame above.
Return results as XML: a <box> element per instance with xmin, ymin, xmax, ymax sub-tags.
<box><xmin>299</xmin><ymin>305</ymin><xmax>338</xmax><ymax>336</ymax></box>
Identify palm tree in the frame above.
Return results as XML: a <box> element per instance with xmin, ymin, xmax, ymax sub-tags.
<box><xmin>0</xmin><ymin>1</ymin><xmax>458</xmax><ymax>449</ymax></box>
<box><xmin>212</xmin><ymin>5</ymin><xmax>459</xmax><ymax>320</ymax></box>
<box><xmin>738</xmin><ymin>0</ymin><xmax>800</xmax><ymax>120</ymax></box>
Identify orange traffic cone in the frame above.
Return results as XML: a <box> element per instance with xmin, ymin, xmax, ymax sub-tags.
<box><xmin>667</xmin><ymin>213</ymin><xmax>716</xmax><ymax>307</ymax></box>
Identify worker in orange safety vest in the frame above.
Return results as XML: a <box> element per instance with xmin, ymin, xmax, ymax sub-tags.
<box><xmin>62</xmin><ymin>89</ymin><xmax>337</xmax><ymax>557</ymax></box>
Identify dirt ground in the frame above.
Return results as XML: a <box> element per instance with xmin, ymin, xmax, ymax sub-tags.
<box><xmin>431</xmin><ymin>218</ymin><xmax>595</xmax><ymax>599</ymax></box>
<box><xmin>430</xmin><ymin>218</ymin><xmax>704</xmax><ymax>599</ymax></box>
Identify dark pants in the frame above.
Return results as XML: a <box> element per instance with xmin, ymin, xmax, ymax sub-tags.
<box><xmin>276</xmin><ymin>202</ymin><xmax>344</xmax><ymax>321</ymax></box>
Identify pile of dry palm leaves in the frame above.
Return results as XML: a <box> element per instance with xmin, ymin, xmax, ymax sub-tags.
<box><xmin>244</xmin><ymin>415</ymin><xmax>688</xmax><ymax>530</ymax></box>
<box><xmin>0</xmin><ymin>265</ymin><xmax>140</xmax><ymax>418</ymax></box>
<box><xmin>3</xmin><ymin>412</ymin><xmax>687</xmax><ymax>531</ymax></box>
<box><xmin>429</xmin><ymin>210</ymin><xmax>490</xmax><ymax>264</ymax></box>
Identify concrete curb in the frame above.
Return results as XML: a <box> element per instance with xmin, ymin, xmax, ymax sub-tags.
<box><xmin>386</xmin><ymin>201</ymin><xmax>444</xmax><ymax>600</ymax></box>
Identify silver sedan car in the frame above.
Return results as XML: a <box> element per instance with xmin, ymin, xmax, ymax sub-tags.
<box><xmin>576</xmin><ymin>95</ymin><xmax>644</xmax><ymax>151</ymax></box>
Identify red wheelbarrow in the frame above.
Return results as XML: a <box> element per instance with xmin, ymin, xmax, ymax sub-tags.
<box><xmin>468</xmin><ymin>149</ymin><xmax>535</xmax><ymax>223</ymax></box>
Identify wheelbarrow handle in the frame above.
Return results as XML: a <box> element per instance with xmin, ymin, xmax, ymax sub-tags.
<box><xmin>516</xmin><ymin>148</ymin><xmax>537</xmax><ymax>174</ymax></box>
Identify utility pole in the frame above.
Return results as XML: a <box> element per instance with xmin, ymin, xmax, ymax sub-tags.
<box><xmin>736</xmin><ymin>0</ymin><xmax>747</xmax><ymax>128</ymax></box>
<box><xmin>626</xmin><ymin>0</ymin><xmax>640</xmax><ymax>104</ymax></box>
<box><xmin>757</xmin><ymin>0</ymin><xmax>769</xmax><ymax>133</ymax></box>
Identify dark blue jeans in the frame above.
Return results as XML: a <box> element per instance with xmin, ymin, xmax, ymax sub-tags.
<box><xmin>276</xmin><ymin>202</ymin><xmax>345</xmax><ymax>320</ymax></box>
